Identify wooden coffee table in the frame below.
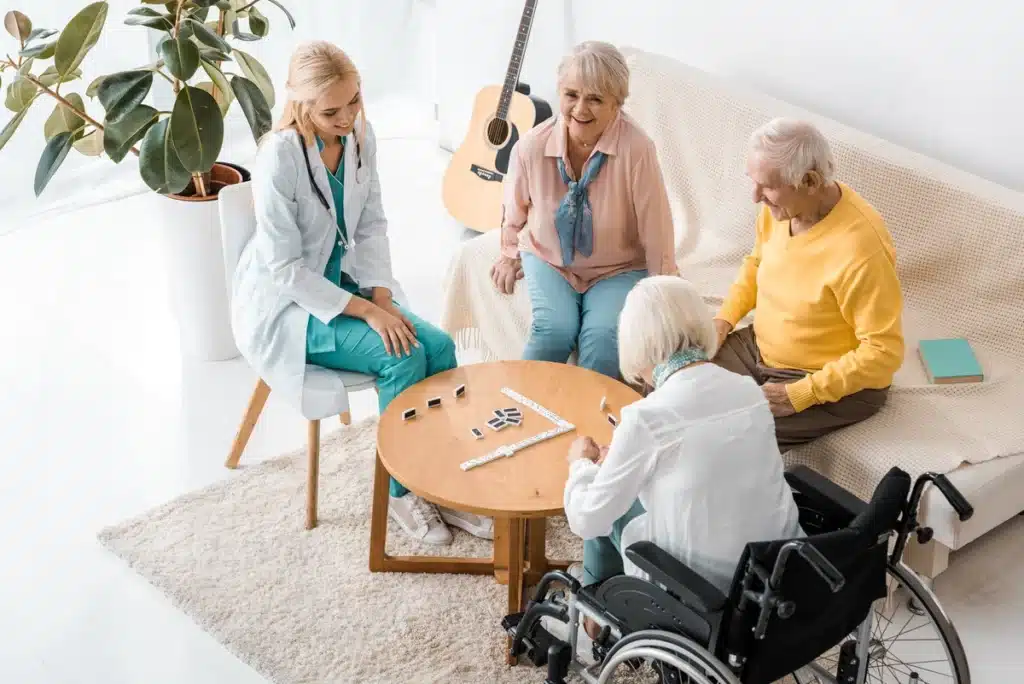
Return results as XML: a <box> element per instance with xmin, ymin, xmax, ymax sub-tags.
<box><xmin>369</xmin><ymin>360</ymin><xmax>642</xmax><ymax>661</ymax></box>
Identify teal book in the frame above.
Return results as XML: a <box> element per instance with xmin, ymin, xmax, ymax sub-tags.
<box><xmin>918</xmin><ymin>338</ymin><xmax>984</xmax><ymax>384</ymax></box>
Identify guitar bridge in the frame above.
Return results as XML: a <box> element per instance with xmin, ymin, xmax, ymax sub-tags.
<box><xmin>469</xmin><ymin>164</ymin><xmax>504</xmax><ymax>182</ymax></box>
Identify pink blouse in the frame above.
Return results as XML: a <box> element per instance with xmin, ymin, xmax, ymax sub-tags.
<box><xmin>500</xmin><ymin>110</ymin><xmax>677</xmax><ymax>292</ymax></box>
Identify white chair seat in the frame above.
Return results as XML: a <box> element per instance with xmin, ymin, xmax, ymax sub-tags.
<box><xmin>303</xmin><ymin>365</ymin><xmax>377</xmax><ymax>419</ymax></box>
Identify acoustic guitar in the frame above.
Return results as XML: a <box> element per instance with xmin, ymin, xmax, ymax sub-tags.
<box><xmin>441</xmin><ymin>0</ymin><xmax>553</xmax><ymax>232</ymax></box>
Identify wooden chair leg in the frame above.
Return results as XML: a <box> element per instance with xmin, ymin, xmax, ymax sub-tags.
<box><xmin>225</xmin><ymin>379</ymin><xmax>271</xmax><ymax>469</ymax></box>
<box><xmin>306</xmin><ymin>419</ymin><xmax>320</xmax><ymax>530</ymax></box>
<box><xmin>368</xmin><ymin>449</ymin><xmax>391</xmax><ymax>571</ymax></box>
<box><xmin>339</xmin><ymin>411</ymin><xmax>351</xmax><ymax>425</ymax></box>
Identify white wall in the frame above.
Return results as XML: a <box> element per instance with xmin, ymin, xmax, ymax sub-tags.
<box><xmin>434</xmin><ymin>0</ymin><xmax>1024</xmax><ymax>191</ymax></box>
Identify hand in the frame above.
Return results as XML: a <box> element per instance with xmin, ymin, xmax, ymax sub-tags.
<box><xmin>490</xmin><ymin>256</ymin><xmax>523</xmax><ymax>295</ymax></box>
<box><xmin>375</xmin><ymin>298</ymin><xmax>417</xmax><ymax>337</ymax></box>
<box><xmin>365</xmin><ymin>304</ymin><xmax>419</xmax><ymax>357</ymax></box>
<box><xmin>713</xmin><ymin>318</ymin><xmax>733</xmax><ymax>357</ymax></box>
<box><xmin>567</xmin><ymin>436</ymin><xmax>600</xmax><ymax>465</ymax></box>
<box><xmin>596</xmin><ymin>445</ymin><xmax>610</xmax><ymax>466</ymax></box>
<box><xmin>762</xmin><ymin>382</ymin><xmax>796</xmax><ymax>417</ymax></box>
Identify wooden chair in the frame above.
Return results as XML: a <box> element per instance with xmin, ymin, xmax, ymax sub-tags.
<box><xmin>218</xmin><ymin>182</ymin><xmax>377</xmax><ymax>530</ymax></box>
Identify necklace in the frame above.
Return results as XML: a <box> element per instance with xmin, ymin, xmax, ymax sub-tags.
<box><xmin>652</xmin><ymin>347</ymin><xmax>709</xmax><ymax>389</ymax></box>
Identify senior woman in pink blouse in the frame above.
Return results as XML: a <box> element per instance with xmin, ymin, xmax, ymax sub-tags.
<box><xmin>490</xmin><ymin>41</ymin><xmax>678</xmax><ymax>380</ymax></box>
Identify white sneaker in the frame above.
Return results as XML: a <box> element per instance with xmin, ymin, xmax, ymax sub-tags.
<box><xmin>439</xmin><ymin>507</ymin><xmax>494</xmax><ymax>539</ymax></box>
<box><xmin>566</xmin><ymin>562</ymin><xmax>584</xmax><ymax>581</ymax></box>
<box><xmin>389</xmin><ymin>493</ymin><xmax>453</xmax><ymax>546</ymax></box>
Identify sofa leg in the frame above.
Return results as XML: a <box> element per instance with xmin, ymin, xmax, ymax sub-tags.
<box><xmin>903</xmin><ymin>536</ymin><xmax>951</xmax><ymax>580</ymax></box>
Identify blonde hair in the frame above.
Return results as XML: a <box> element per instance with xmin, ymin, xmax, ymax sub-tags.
<box><xmin>557</xmin><ymin>41</ymin><xmax>630</xmax><ymax>105</ymax></box>
<box><xmin>270</xmin><ymin>40</ymin><xmax>366</xmax><ymax>150</ymax></box>
<box><xmin>749</xmin><ymin>117</ymin><xmax>836</xmax><ymax>186</ymax></box>
<box><xmin>617</xmin><ymin>276</ymin><xmax>717</xmax><ymax>384</ymax></box>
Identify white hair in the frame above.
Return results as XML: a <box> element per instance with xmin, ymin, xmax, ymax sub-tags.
<box><xmin>556</xmin><ymin>41</ymin><xmax>630</xmax><ymax>105</ymax></box>
<box><xmin>617</xmin><ymin>276</ymin><xmax>717</xmax><ymax>385</ymax></box>
<box><xmin>749</xmin><ymin>117</ymin><xmax>836</xmax><ymax>186</ymax></box>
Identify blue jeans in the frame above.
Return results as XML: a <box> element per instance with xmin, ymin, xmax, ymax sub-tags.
<box><xmin>583</xmin><ymin>499</ymin><xmax>647</xmax><ymax>586</ymax></box>
<box><xmin>307</xmin><ymin>302</ymin><xmax>458</xmax><ymax>498</ymax></box>
<box><xmin>520</xmin><ymin>252</ymin><xmax>647</xmax><ymax>379</ymax></box>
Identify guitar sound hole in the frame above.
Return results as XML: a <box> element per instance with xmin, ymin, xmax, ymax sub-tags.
<box><xmin>486</xmin><ymin>118</ymin><xmax>511</xmax><ymax>146</ymax></box>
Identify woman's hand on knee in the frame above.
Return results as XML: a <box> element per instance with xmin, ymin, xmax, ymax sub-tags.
<box><xmin>490</xmin><ymin>256</ymin><xmax>523</xmax><ymax>295</ymax></box>
<box><xmin>365</xmin><ymin>305</ymin><xmax>419</xmax><ymax>357</ymax></box>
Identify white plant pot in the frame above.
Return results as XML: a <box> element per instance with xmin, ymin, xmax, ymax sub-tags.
<box><xmin>154</xmin><ymin>186</ymin><xmax>239</xmax><ymax>362</ymax></box>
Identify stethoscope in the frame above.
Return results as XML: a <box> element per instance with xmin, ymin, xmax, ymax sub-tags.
<box><xmin>298</xmin><ymin>130</ymin><xmax>367</xmax><ymax>230</ymax></box>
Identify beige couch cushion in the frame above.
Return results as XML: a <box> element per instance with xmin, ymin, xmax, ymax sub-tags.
<box><xmin>440</xmin><ymin>47</ymin><xmax>1024</xmax><ymax>534</ymax></box>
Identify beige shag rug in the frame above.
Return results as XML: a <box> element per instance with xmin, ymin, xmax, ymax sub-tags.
<box><xmin>98</xmin><ymin>417</ymin><xmax>588</xmax><ymax>684</ymax></box>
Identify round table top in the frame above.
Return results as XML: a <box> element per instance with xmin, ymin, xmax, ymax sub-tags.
<box><xmin>376</xmin><ymin>360</ymin><xmax>643</xmax><ymax>518</ymax></box>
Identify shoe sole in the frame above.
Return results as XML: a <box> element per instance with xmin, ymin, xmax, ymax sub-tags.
<box><xmin>440</xmin><ymin>512</ymin><xmax>494</xmax><ymax>540</ymax></box>
<box><xmin>388</xmin><ymin>508</ymin><xmax>453</xmax><ymax>546</ymax></box>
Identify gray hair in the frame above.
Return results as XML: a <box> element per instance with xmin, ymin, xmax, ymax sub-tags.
<box><xmin>556</xmin><ymin>41</ymin><xmax>630</xmax><ymax>105</ymax></box>
<box><xmin>749</xmin><ymin>117</ymin><xmax>836</xmax><ymax>186</ymax></box>
<box><xmin>617</xmin><ymin>276</ymin><xmax>717</xmax><ymax>385</ymax></box>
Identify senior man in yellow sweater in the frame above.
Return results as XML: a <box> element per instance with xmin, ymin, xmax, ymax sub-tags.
<box><xmin>713</xmin><ymin>117</ymin><xmax>904</xmax><ymax>451</ymax></box>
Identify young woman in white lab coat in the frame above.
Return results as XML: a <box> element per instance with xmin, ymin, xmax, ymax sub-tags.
<box><xmin>232</xmin><ymin>41</ymin><xmax>492</xmax><ymax>545</ymax></box>
<box><xmin>562</xmin><ymin>275</ymin><xmax>803</xmax><ymax>638</ymax></box>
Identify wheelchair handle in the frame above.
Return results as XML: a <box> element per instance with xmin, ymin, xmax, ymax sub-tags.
<box><xmin>772</xmin><ymin>541</ymin><xmax>845</xmax><ymax>594</ymax></box>
<box><xmin>932</xmin><ymin>473</ymin><xmax>974</xmax><ymax>522</ymax></box>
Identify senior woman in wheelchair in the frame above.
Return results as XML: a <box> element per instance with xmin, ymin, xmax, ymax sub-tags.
<box><xmin>562</xmin><ymin>275</ymin><xmax>804</xmax><ymax>639</ymax></box>
<box><xmin>491</xmin><ymin>41</ymin><xmax>678</xmax><ymax>380</ymax></box>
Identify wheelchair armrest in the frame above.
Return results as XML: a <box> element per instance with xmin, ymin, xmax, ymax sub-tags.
<box><xmin>625</xmin><ymin>541</ymin><xmax>728</xmax><ymax>614</ymax></box>
<box><xmin>785</xmin><ymin>465</ymin><xmax>867</xmax><ymax>521</ymax></box>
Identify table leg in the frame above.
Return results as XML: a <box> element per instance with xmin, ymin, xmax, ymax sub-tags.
<box><xmin>493</xmin><ymin>517</ymin><xmax>510</xmax><ymax>585</ymax></box>
<box><xmin>505</xmin><ymin>517</ymin><xmax>526</xmax><ymax>666</ymax></box>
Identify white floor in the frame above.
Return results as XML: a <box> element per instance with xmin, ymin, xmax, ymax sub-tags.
<box><xmin>0</xmin><ymin>104</ymin><xmax>1021</xmax><ymax>683</ymax></box>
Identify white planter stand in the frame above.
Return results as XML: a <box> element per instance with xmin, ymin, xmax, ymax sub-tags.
<box><xmin>155</xmin><ymin>190</ymin><xmax>239</xmax><ymax>362</ymax></box>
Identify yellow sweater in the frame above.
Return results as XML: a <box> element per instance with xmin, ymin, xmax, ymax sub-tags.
<box><xmin>717</xmin><ymin>183</ymin><xmax>905</xmax><ymax>413</ymax></box>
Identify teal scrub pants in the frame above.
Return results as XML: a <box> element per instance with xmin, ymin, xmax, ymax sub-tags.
<box><xmin>307</xmin><ymin>301</ymin><xmax>458</xmax><ymax>498</ymax></box>
<box><xmin>582</xmin><ymin>499</ymin><xmax>647</xmax><ymax>586</ymax></box>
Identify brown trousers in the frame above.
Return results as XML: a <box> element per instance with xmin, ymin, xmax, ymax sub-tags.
<box><xmin>712</xmin><ymin>326</ymin><xmax>889</xmax><ymax>452</ymax></box>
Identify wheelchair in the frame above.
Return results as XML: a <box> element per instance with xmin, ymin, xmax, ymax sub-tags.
<box><xmin>502</xmin><ymin>465</ymin><xmax>974</xmax><ymax>684</ymax></box>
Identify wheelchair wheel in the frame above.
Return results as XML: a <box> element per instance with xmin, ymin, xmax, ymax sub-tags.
<box><xmin>797</xmin><ymin>562</ymin><xmax>970</xmax><ymax>684</ymax></box>
<box><xmin>596</xmin><ymin>630</ymin><xmax>741</xmax><ymax>684</ymax></box>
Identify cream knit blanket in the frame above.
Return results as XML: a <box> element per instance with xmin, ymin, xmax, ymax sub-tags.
<box><xmin>440</xmin><ymin>47</ymin><xmax>1024</xmax><ymax>503</ymax></box>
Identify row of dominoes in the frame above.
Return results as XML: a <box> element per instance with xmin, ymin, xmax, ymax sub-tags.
<box><xmin>402</xmin><ymin>384</ymin><xmax>466</xmax><ymax>420</ymax></box>
<box><xmin>500</xmin><ymin>387</ymin><xmax>566</xmax><ymax>426</ymax></box>
<box><xmin>460</xmin><ymin>423</ymin><xmax>575</xmax><ymax>471</ymax></box>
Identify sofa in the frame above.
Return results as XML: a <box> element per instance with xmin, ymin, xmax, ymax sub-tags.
<box><xmin>439</xmin><ymin>46</ymin><xmax>1024</xmax><ymax>580</ymax></box>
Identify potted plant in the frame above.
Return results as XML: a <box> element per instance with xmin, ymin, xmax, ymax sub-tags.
<box><xmin>0</xmin><ymin>0</ymin><xmax>294</xmax><ymax>361</ymax></box>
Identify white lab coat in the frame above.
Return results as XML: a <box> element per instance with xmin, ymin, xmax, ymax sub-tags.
<box><xmin>230</xmin><ymin>122</ymin><xmax>406</xmax><ymax>419</ymax></box>
<box><xmin>563</xmin><ymin>363</ymin><xmax>804</xmax><ymax>595</ymax></box>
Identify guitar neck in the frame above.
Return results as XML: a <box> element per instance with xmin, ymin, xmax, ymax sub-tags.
<box><xmin>496</xmin><ymin>0</ymin><xmax>539</xmax><ymax>121</ymax></box>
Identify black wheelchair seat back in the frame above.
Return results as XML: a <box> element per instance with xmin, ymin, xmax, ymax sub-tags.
<box><xmin>723</xmin><ymin>466</ymin><xmax>912</xmax><ymax>684</ymax></box>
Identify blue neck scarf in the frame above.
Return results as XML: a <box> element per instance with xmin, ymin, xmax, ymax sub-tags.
<box><xmin>554</xmin><ymin>150</ymin><xmax>607</xmax><ymax>266</ymax></box>
<box><xmin>652</xmin><ymin>347</ymin><xmax>709</xmax><ymax>389</ymax></box>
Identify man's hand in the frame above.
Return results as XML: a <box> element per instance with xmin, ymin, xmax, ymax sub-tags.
<box><xmin>567</xmin><ymin>436</ymin><xmax>601</xmax><ymax>465</ymax></box>
<box><xmin>712</xmin><ymin>318</ymin><xmax>733</xmax><ymax>356</ymax></box>
<box><xmin>490</xmin><ymin>256</ymin><xmax>523</xmax><ymax>295</ymax></box>
<box><xmin>762</xmin><ymin>382</ymin><xmax>796</xmax><ymax>417</ymax></box>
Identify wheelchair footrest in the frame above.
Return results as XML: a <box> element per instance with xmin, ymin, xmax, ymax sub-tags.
<box><xmin>501</xmin><ymin>611</ymin><xmax>562</xmax><ymax>668</ymax></box>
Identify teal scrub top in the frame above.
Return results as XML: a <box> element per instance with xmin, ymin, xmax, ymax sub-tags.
<box><xmin>306</xmin><ymin>136</ymin><xmax>362</xmax><ymax>356</ymax></box>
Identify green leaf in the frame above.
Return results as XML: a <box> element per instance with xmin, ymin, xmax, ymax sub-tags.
<box><xmin>264</xmin><ymin>0</ymin><xmax>295</xmax><ymax>29</ymax></box>
<box><xmin>43</xmin><ymin>92</ymin><xmax>86</xmax><ymax>140</ymax></box>
<box><xmin>34</xmin><ymin>130</ymin><xmax>75</xmax><ymax>196</ymax></box>
<box><xmin>230</xmin><ymin>75</ymin><xmax>270</xmax><ymax>143</ymax></box>
<box><xmin>230</xmin><ymin>18</ymin><xmax>259</xmax><ymax>42</ymax></box>
<box><xmin>5</xmin><ymin>77</ymin><xmax>36</xmax><ymax>112</ymax></box>
<box><xmin>38</xmin><ymin>65</ymin><xmax>83</xmax><ymax>87</ymax></box>
<box><xmin>169</xmin><ymin>85</ymin><xmax>223</xmax><ymax>172</ymax></box>
<box><xmin>187</xmin><ymin>18</ymin><xmax>230</xmax><ymax>53</ymax></box>
<box><xmin>20</xmin><ymin>40</ymin><xmax>56</xmax><ymax>59</ymax></box>
<box><xmin>139</xmin><ymin>117</ymin><xmax>191</xmax><ymax>194</ymax></box>
<box><xmin>55</xmin><ymin>2</ymin><xmax>108</xmax><ymax>80</ymax></box>
<box><xmin>96</xmin><ymin>70</ymin><xmax>153</xmax><ymax>123</ymax></box>
<box><xmin>199</xmin><ymin>48</ymin><xmax>231</xmax><ymax>63</ymax></box>
<box><xmin>17</xmin><ymin>58</ymin><xmax>34</xmax><ymax>75</ymax></box>
<box><xmin>215</xmin><ymin>0</ymin><xmax>231</xmax><ymax>8</ymax></box>
<box><xmin>73</xmin><ymin>127</ymin><xmax>104</xmax><ymax>155</ymax></box>
<box><xmin>104</xmin><ymin>103</ymin><xmax>158</xmax><ymax>162</ymax></box>
<box><xmin>159</xmin><ymin>34</ymin><xmax>200</xmax><ymax>81</ymax></box>
<box><xmin>247</xmin><ymin>7</ymin><xmax>268</xmax><ymax>37</ymax></box>
<box><xmin>0</xmin><ymin>106</ymin><xmax>31</xmax><ymax>153</ymax></box>
<box><xmin>140</xmin><ymin>0</ymin><xmax>173</xmax><ymax>3</ymax></box>
<box><xmin>232</xmin><ymin>48</ymin><xmax>273</xmax><ymax>107</ymax></box>
<box><xmin>4</xmin><ymin>10</ymin><xmax>31</xmax><ymax>41</ymax></box>
<box><xmin>197</xmin><ymin>81</ymin><xmax>232</xmax><ymax>115</ymax></box>
<box><xmin>86</xmin><ymin>74</ymin><xmax>105</xmax><ymax>98</ymax></box>
<box><xmin>124</xmin><ymin>8</ymin><xmax>174</xmax><ymax>31</ymax></box>
<box><xmin>25</xmin><ymin>28</ymin><xmax>58</xmax><ymax>43</ymax></box>
<box><xmin>201</xmin><ymin>60</ymin><xmax>232</xmax><ymax>112</ymax></box>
